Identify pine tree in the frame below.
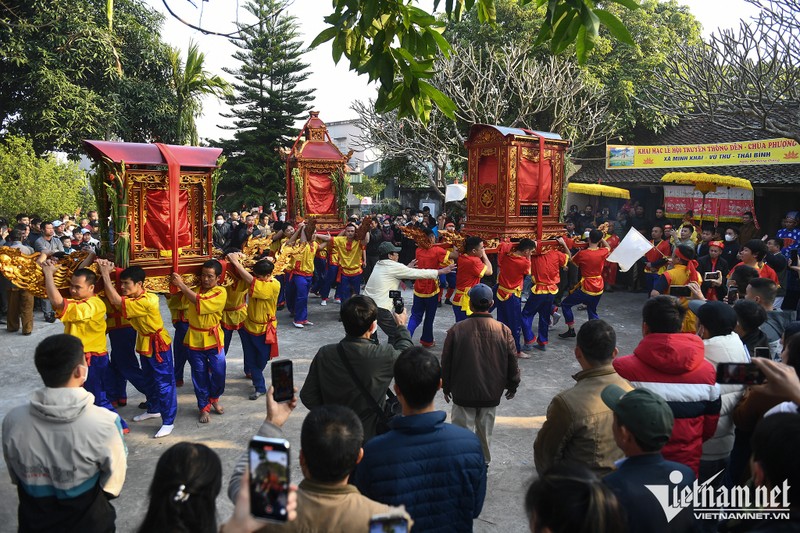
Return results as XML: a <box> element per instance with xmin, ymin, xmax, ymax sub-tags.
<box><xmin>217</xmin><ymin>0</ymin><xmax>313</xmax><ymax>208</ymax></box>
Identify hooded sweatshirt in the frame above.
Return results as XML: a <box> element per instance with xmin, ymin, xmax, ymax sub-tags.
<box><xmin>613</xmin><ymin>333</ymin><xmax>721</xmax><ymax>474</ymax></box>
<box><xmin>2</xmin><ymin>387</ymin><xmax>127</xmax><ymax>533</ymax></box>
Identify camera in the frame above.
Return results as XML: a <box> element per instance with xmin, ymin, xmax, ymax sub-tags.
<box><xmin>389</xmin><ymin>290</ymin><xmax>404</xmax><ymax>314</ymax></box>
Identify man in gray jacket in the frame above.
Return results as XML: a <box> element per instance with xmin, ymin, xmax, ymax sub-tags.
<box><xmin>33</xmin><ymin>221</ymin><xmax>64</xmax><ymax>323</ymax></box>
<box><xmin>300</xmin><ymin>294</ymin><xmax>411</xmax><ymax>440</ymax></box>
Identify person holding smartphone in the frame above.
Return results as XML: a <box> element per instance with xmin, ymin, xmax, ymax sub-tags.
<box><xmin>650</xmin><ymin>244</ymin><xmax>703</xmax><ymax>333</ymax></box>
<box><xmin>697</xmin><ymin>240</ymin><xmax>729</xmax><ymax>301</ymax></box>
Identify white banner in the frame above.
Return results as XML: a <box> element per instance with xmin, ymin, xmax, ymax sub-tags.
<box><xmin>445</xmin><ymin>183</ymin><xmax>467</xmax><ymax>202</ymax></box>
<box><xmin>607</xmin><ymin>228</ymin><xmax>654</xmax><ymax>272</ymax></box>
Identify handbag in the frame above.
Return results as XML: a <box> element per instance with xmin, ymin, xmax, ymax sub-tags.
<box><xmin>336</xmin><ymin>343</ymin><xmax>401</xmax><ymax>435</ymax></box>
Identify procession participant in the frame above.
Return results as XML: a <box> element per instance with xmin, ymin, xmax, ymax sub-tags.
<box><xmin>650</xmin><ymin>244</ymin><xmax>703</xmax><ymax>333</ymax></box>
<box><xmin>220</xmin><ymin>264</ymin><xmax>248</xmax><ymax>354</ymax></box>
<box><xmin>97</xmin><ymin>261</ymin><xmax>177</xmax><ymax>438</ymax></box>
<box><xmin>285</xmin><ymin>221</ymin><xmax>324</xmax><ymax>328</ymax></box>
<box><xmin>728</xmin><ymin>239</ymin><xmax>780</xmax><ymax>285</ymax></box>
<box><xmin>40</xmin><ymin>258</ymin><xmax>128</xmax><ymax>431</ymax></box>
<box><xmin>601</xmin><ymin>222</ymin><xmax>620</xmax><ymax>290</ymax></box>
<box><xmin>452</xmin><ymin>236</ymin><xmax>493</xmax><ymax>323</ymax></box>
<box><xmin>320</xmin><ymin>223</ymin><xmax>370</xmax><ymax>305</ymax></box>
<box><xmin>697</xmin><ymin>240</ymin><xmax>729</xmax><ymax>301</ymax></box>
<box><xmin>558</xmin><ymin>230</ymin><xmax>611</xmax><ymax>339</ymax></box>
<box><xmin>103</xmin><ymin>293</ymin><xmax>147</xmax><ymax>409</ymax></box>
<box><xmin>522</xmin><ymin>237</ymin><xmax>570</xmax><ymax>353</ymax></box>
<box><xmin>408</xmin><ymin>228</ymin><xmax>457</xmax><ymax>347</ymax></box>
<box><xmin>494</xmin><ymin>238</ymin><xmax>535</xmax><ymax>354</ymax></box>
<box><xmin>642</xmin><ymin>225</ymin><xmax>672</xmax><ymax>294</ymax></box>
<box><xmin>309</xmin><ymin>236</ymin><xmax>329</xmax><ymax>296</ymax></box>
<box><xmin>438</xmin><ymin>220</ymin><xmax>458</xmax><ymax>305</ymax></box>
<box><xmin>269</xmin><ymin>222</ymin><xmax>295</xmax><ymax>309</ymax></box>
<box><xmin>226</xmin><ymin>253</ymin><xmax>280</xmax><ymax>401</ymax></box>
<box><xmin>170</xmin><ymin>260</ymin><xmax>227</xmax><ymax>424</ymax></box>
<box><xmin>167</xmin><ymin>293</ymin><xmax>190</xmax><ymax>386</ymax></box>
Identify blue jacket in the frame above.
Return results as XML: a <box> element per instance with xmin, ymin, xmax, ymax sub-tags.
<box><xmin>353</xmin><ymin>410</ymin><xmax>487</xmax><ymax>532</ymax></box>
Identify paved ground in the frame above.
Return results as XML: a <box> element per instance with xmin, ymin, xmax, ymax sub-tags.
<box><xmin>0</xmin><ymin>287</ymin><xmax>650</xmax><ymax>532</ymax></box>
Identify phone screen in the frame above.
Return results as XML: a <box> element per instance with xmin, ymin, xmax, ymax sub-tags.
<box><xmin>248</xmin><ymin>438</ymin><xmax>290</xmax><ymax>522</ymax></box>
<box><xmin>271</xmin><ymin>360</ymin><xmax>294</xmax><ymax>403</ymax></box>
<box><xmin>704</xmin><ymin>271</ymin><xmax>721</xmax><ymax>280</ymax></box>
<box><xmin>716</xmin><ymin>363</ymin><xmax>766</xmax><ymax>385</ymax></box>
<box><xmin>670</xmin><ymin>285</ymin><xmax>691</xmax><ymax>298</ymax></box>
<box><xmin>753</xmin><ymin>346</ymin><xmax>772</xmax><ymax>359</ymax></box>
<box><xmin>727</xmin><ymin>287</ymin><xmax>739</xmax><ymax>304</ymax></box>
<box><xmin>369</xmin><ymin>516</ymin><xmax>410</xmax><ymax>533</ymax></box>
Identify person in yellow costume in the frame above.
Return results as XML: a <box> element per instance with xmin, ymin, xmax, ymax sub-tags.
<box><xmin>227</xmin><ymin>253</ymin><xmax>281</xmax><ymax>400</ymax></box>
<box><xmin>650</xmin><ymin>244</ymin><xmax>703</xmax><ymax>333</ymax></box>
<box><xmin>167</xmin><ymin>293</ymin><xmax>189</xmax><ymax>387</ymax></box>
<box><xmin>171</xmin><ymin>260</ymin><xmax>227</xmax><ymax>424</ymax></box>
<box><xmin>320</xmin><ymin>223</ymin><xmax>370</xmax><ymax>304</ymax></box>
<box><xmin>97</xmin><ymin>260</ymin><xmax>178</xmax><ymax>438</ymax></box>
<box><xmin>285</xmin><ymin>221</ymin><xmax>332</xmax><ymax>328</ymax></box>
<box><xmin>40</xmin><ymin>258</ymin><xmax>128</xmax><ymax>432</ymax></box>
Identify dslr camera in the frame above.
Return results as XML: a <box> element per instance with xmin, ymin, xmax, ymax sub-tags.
<box><xmin>388</xmin><ymin>290</ymin><xmax>404</xmax><ymax>314</ymax></box>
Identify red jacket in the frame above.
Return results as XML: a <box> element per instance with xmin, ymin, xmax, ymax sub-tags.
<box><xmin>612</xmin><ymin>333</ymin><xmax>720</xmax><ymax>474</ymax></box>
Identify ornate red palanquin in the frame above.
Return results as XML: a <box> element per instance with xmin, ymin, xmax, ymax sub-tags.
<box><xmin>284</xmin><ymin>112</ymin><xmax>352</xmax><ymax>230</ymax></box>
<box><xmin>84</xmin><ymin>140</ymin><xmax>222</xmax><ymax>292</ymax></box>
<box><xmin>462</xmin><ymin>124</ymin><xmax>571</xmax><ymax>242</ymax></box>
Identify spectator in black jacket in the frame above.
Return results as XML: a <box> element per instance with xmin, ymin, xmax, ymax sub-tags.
<box><xmin>230</xmin><ymin>214</ymin><xmax>261</xmax><ymax>251</ymax></box>
<box><xmin>766</xmin><ymin>237</ymin><xmax>789</xmax><ymax>309</ymax></box>
<box><xmin>212</xmin><ymin>213</ymin><xmax>231</xmax><ymax>251</ymax></box>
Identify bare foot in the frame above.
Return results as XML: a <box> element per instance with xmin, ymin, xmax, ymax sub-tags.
<box><xmin>210</xmin><ymin>401</ymin><xmax>224</xmax><ymax>415</ymax></box>
<box><xmin>199</xmin><ymin>411</ymin><xmax>210</xmax><ymax>423</ymax></box>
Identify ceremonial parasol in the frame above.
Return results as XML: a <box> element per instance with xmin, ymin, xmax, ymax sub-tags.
<box><xmin>567</xmin><ymin>182</ymin><xmax>631</xmax><ymax>199</ymax></box>
<box><xmin>661</xmin><ymin>172</ymin><xmax>753</xmax><ymax>225</ymax></box>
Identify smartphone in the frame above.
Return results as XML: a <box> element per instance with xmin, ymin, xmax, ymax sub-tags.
<box><xmin>792</xmin><ymin>249</ymin><xmax>798</xmax><ymax>266</ymax></box>
<box><xmin>704</xmin><ymin>271</ymin><xmax>721</xmax><ymax>281</ymax></box>
<box><xmin>248</xmin><ymin>437</ymin><xmax>291</xmax><ymax>522</ymax></box>
<box><xmin>670</xmin><ymin>285</ymin><xmax>692</xmax><ymax>298</ymax></box>
<box><xmin>716</xmin><ymin>362</ymin><xmax>766</xmax><ymax>385</ymax></box>
<box><xmin>271</xmin><ymin>360</ymin><xmax>294</xmax><ymax>403</ymax></box>
<box><xmin>753</xmin><ymin>346</ymin><xmax>772</xmax><ymax>359</ymax></box>
<box><xmin>369</xmin><ymin>513</ymin><xmax>410</xmax><ymax>533</ymax></box>
<box><xmin>727</xmin><ymin>286</ymin><xmax>739</xmax><ymax>304</ymax></box>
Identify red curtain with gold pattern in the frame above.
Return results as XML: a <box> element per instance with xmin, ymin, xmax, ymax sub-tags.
<box><xmin>143</xmin><ymin>189</ymin><xmax>192</xmax><ymax>251</ymax></box>
<box><xmin>306</xmin><ymin>173</ymin><xmax>336</xmax><ymax>214</ymax></box>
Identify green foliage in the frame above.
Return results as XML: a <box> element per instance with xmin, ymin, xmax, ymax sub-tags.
<box><xmin>372</xmin><ymin>157</ymin><xmax>430</xmax><ymax>190</ymax></box>
<box><xmin>312</xmin><ymin>0</ymin><xmax>637</xmax><ymax>124</ymax></box>
<box><xmin>0</xmin><ymin>136</ymin><xmax>94</xmax><ymax>219</ymax></box>
<box><xmin>215</xmin><ymin>0</ymin><xmax>313</xmax><ymax>210</ymax></box>
<box><xmin>0</xmin><ymin>0</ymin><xmax>179</xmax><ymax>155</ymax></box>
<box><xmin>352</xmin><ymin>174</ymin><xmax>385</xmax><ymax>200</ymax></box>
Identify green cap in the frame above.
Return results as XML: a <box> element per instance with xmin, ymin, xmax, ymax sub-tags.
<box><xmin>601</xmin><ymin>385</ymin><xmax>674</xmax><ymax>450</ymax></box>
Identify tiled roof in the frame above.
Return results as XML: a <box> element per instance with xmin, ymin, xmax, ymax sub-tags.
<box><xmin>570</xmin><ymin>118</ymin><xmax>800</xmax><ymax>186</ymax></box>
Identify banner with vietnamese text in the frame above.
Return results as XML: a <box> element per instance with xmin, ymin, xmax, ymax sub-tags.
<box><xmin>606</xmin><ymin>138</ymin><xmax>800</xmax><ymax>169</ymax></box>
<box><xmin>663</xmin><ymin>185</ymin><xmax>754</xmax><ymax>223</ymax></box>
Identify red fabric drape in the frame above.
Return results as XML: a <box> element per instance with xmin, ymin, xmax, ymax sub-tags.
<box><xmin>306</xmin><ymin>173</ymin><xmax>336</xmax><ymax>214</ymax></box>
<box><xmin>518</xmin><ymin>158</ymin><xmax>553</xmax><ymax>203</ymax></box>
<box><xmin>143</xmin><ymin>189</ymin><xmax>192</xmax><ymax>251</ymax></box>
<box><xmin>478</xmin><ymin>155</ymin><xmax>498</xmax><ymax>185</ymax></box>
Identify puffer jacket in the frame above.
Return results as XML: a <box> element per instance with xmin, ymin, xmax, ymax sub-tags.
<box><xmin>613</xmin><ymin>333</ymin><xmax>721</xmax><ymax>475</ymax></box>
<box><xmin>353</xmin><ymin>411</ymin><xmax>487</xmax><ymax>533</ymax></box>
<box><xmin>701</xmin><ymin>333</ymin><xmax>749</xmax><ymax>461</ymax></box>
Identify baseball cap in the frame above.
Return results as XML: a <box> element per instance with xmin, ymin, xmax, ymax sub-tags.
<box><xmin>52</xmin><ymin>220</ymin><xmax>62</xmax><ymax>227</ymax></box>
<box><xmin>378</xmin><ymin>241</ymin><xmax>401</xmax><ymax>255</ymax></box>
<box><xmin>468</xmin><ymin>283</ymin><xmax>493</xmax><ymax>307</ymax></box>
<box><xmin>601</xmin><ymin>385</ymin><xmax>674</xmax><ymax>449</ymax></box>
<box><xmin>81</xmin><ymin>228</ymin><xmax>91</xmax><ymax>234</ymax></box>
<box><xmin>688</xmin><ymin>300</ymin><xmax>737</xmax><ymax>334</ymax></box>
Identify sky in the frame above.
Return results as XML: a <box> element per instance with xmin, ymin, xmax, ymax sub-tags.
<box><xmin>143</xmin><ymin>0</ymin><xmax>760</xmax><ymax>142</ymax></box>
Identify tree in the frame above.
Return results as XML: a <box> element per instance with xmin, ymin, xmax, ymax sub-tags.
<box><xmin>0</xmin><ymin>136</ymin><xmax>94</xmax><ymax>218</ymax></box>
<box><xmin>351</xmin><ymin>174</ymin><xmax>385</xmax><ymax>200</ymax></box>
<box><xmin>214</xmin><ymin>0</ymin><xmax>313</xmax><ymax>209</ymax></box>
<box><xmin>169</xmin><ymin>41</ymin><xmax>232</xmax><ymax>146</ymax></box>
<box><xmin>644</xmin><ymin>0</ymin><xmax>800</xmax><ymax>143</ymax></box>
<box><xmin>0</xmin><ymin>0</ymin><xmax>178</xmax><ymax>154</ymax></box>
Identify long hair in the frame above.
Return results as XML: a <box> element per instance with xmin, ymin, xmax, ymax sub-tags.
<box><xmin>137</xmin><ymin>442</ymin><xmax>222</xmax><ymax>533</ymax></box>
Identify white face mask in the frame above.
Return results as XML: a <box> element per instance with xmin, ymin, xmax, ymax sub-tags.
<box><xmin>216</xmin><ymin>219</ymin><xmax>224</xmax><ymax>225</ymax></box>
<box><xmin>583</xmin><ymin>231</ymin><xmax>590</xmax><ymax>239</ymax></box>
<box><xmin>725</xmin><ymin>234</ymin><xmax>735</xmax><ymax>242</ymax></box>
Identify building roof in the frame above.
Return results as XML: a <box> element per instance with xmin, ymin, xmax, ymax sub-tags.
<box><xmin>570</xmin><ymin>118</ymin><xmax>800</xmax><ymax>186</ymax></box>
<box><xmin>83</xmin><ymin>140</ymin><xmax>222</xmax><ymax>168</ymax></box>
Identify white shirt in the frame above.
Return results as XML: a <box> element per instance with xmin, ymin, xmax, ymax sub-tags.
<box><xmin>363</xmin><ymin>259</ymin><xmax>440</xmax><ymax>310</ymax></box>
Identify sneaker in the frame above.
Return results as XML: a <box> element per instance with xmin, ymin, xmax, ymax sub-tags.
<box><xmin>420</xmin><ymin>340</ymin><xmax>436</xmax><ymax>348</ymax></box>
<box><xmin>249</xmin><ymin>391</ymin><xmax>262</xmax><ymax>401</ymax></box>
<box><xmin>558</xmin><ymin>329</ymin><xmax>576</xmax><ymax>339</ymax></box>
<box><xmin>438</xmin><ymin>301</ymin><xmax>443</xmax><ymax>308</ymax></box>
<box><xmin>334</xmin><ymin>298</ymin><xmax>342</xmax><ymax>304</ymax></box>
<box><xmin>277</xmin><ymin>303</ymin><xmax>285</xmax><ymax>311</ymax></box>
<box><xmin>44</xmin><ymin>312</ymin><xmax>56</xmax><ymax>323</ymax></box>
<box><xmin>320</xmin><ymin>299</ymin><xmax>327</xmax><ymax>306</ymax></box>
<box><xmin>293</xmin><ymin>322</ymin><xmax>305</xmax><ymax>329</ymax></box>
<box><xmin>577</xmin><ymin>304</ymin><xmax>587</xmax><ymax>311</ymax></box>
<box><xmin>550</xmin><ymin>311</ymin><xmax>562</xmax><ymax>327</ymax></box>
<box><xmin>534</xmin><ymin>343</ymin><xmax>547</xmax><ymax>352</ymax></box>
<box><xmin>521</xmin><ymin>343</ymin><xmax>535</xmax><ymax>352</ymax></box>
<box><xmin>444</xmin><ymin>298</ymin><xmax>452</xmax><ymax>305</ymax></box>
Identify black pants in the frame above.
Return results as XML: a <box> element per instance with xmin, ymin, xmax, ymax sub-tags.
<box><xmin>374</xmin><ymin>307</ymin><xmax>404</xmax><ymax>347</ymax></box>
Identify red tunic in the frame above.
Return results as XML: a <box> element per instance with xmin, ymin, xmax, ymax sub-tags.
<box><xmin>644</xmin><ymin>239</ymin><xmax>672</xmax><ymax>275</ymax></box>
<box><xmin>573</xmin><ymin>247</ymin><xmax>610</xmax><ymax>295</ymax></box>
<box><xmin>452</xmin><ymin>255</ymin><xmax>487</xmax><ymax>306</ymax></box>
<box><xmin>413</xmin><ymin>247</ymin><xmax>450</xmax><ymax>297</ymax></box>
<box><xmin>729</xmin><ymin>261</ymin><xmax>780</xmax><ymax>286</ymax></box>
<box><xmin>497</xmin><ymin>252</ymin><xmax>531</xmax><ymax>300</ymax></box>
<box><xmin>530</xmin><ymin>250</ymin><xmax>567</xmax><ymax>295</ymax></box>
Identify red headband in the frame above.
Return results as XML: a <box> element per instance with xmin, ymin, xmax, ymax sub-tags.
<box><xmin>709</xmin><ymin>240</ymin><xmax>724</xmax><ymax>249</ymax></box>
<box><xmin>675</xmin><ymin>247</ymin><xmax>699</xmax><ymax>281</ymax></box>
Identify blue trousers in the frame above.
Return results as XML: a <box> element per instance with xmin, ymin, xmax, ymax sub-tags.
<box><xmin>453</xmin><ymin>304</ymin><xmax>468</xmax><ymax>323</ymax></box>
<box><xmin>107</xmin><ymin>326</ymin><xmax>147</xmax><ymax>401</ymax></box>
<box><xmin>223</xmin><ymin>327</ymin><xmax>248</xmax><ymax>358</ymax></box>
<box><xmin>408</xmin><ymin>294</ymin><xmax>438</xmax><ymax>344</ymax></box>
<box><xmin>439</xmin><ymin>272</ymin><xmax>456</xmax><ymax>298</ymax></box>
<box><xmin>172</xmin><ymin>321</ymin><xmax>189</xmax><ymax>383</ymax></box>
<box><xmin>239</xmin><ymin>331</ymin><xmax>274</xmax><ymax>394</ymax></box>
<box><xmin>562</xmin><ymin>288</ymin><xmax>602</xmax><ymax>325</ymax></box>
<box><xmin>276</xmin><ymin>274</ymin><xmax>286</xmax><ymax>306</ymax></box>
<box><xmin>338</xmin><ymin>274</ymin><xmax>362</xmax><ymax>302</ymax></box>
<box><xmin>496</xmin><ymin>293</ymin><xmax>523</xmax><ymax>352</ymax></box>
<box><xmin>320</xmin><ymin>265</ymin><xmax>339</xmax><ymax>301</ymax></box>
<box><xmin>289</xmin><ymin>274</ymin><xmax>312</xmax><ymax>323</ymax></box>
<box><xmin>85</xmin><ymin>354</ymin><xmax>127</xmax><ymax>430</ymax></box>
<box><xmin>645</xmin><ymin>272</ymin><xmax>660</xmax><ymax>294</ymax></box>
<box><xmin>522</xmin><ymin>293</ymin><xmax>555</xmax><ymax>345</ymax></box>
<box><xmin>141</xmin><ymin>346</ymin><xmax>178</xmax><ymax>425</ymax></box>
<box><xmin>188</xmin><ymin>347</ymin><xmax>226</xmax><ymax>411</ymax></box>
<box><xmin>311</xmin><ymin>258</ymin><xmax>327</xmax><ymax>293</ymax></box>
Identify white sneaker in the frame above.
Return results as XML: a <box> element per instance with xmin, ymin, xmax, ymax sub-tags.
<box><xmin>133</xmin><ymin>412</ymin><xmax>161</xmax><ymax>422</ymax></box>
<box><xmin>154</xmin><ymin>424</ymin><xmax>174</xmax><ymax>438</ymax></box>
<box><xmin>293</xmin><ymin>322</ymin><xmax>305</xmax><ymax>328</ymax></box>
<box><xmin>320</xmin><ymin>300</ymin><xmax>327</xmax><ymax>306</ymax></box>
